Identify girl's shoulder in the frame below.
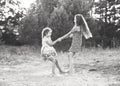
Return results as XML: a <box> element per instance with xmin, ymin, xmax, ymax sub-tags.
<box><xmin>43</xmin><ymin>37</ymin><xmax>50</xmax><ymax>41</ymax></box>
<box><xmin>72</xmin><ymin>25</ymin><xmax>80</xmax><ymax>32</ymax></box>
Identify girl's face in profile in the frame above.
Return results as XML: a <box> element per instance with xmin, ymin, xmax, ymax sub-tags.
<box><xmin>46</xmin><ymin>30</ymin><xmax>52</xmax><ymax>37</ymax></box>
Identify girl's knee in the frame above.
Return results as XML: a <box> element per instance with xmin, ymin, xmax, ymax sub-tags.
<box><xmin>49</xmin><ymin>57</ymin><xmax>56</xmax><ymax>63</ymax></box>
<box><xmin>52</xmin><ymin>59</ymin><xmax>57</xmax><ymax>63</ymax></box>
<box><xmin>68</xmin><ymin>52</ymin><xmax>75</xmax><ymax>57</ymax></box>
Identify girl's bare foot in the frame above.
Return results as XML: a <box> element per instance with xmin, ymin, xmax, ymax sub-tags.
<box><xmin>67</xmin><ymin>70</ymin><xmax>74</xmax><ymax>75</ymax></box>
<box><xmin>49</xmin><ymin>73</ymin><xmax>55</xmax><ymax>77</ymax></box>
<box><xmin>60</xmin><ymin>71</ymin><xmax>69</xmax><ymax>74</ymax></box>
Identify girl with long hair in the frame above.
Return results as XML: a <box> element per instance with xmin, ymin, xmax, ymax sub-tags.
<box><xmin>59</xmin><ymin>14</ymin><xmax>92</xmax><ymax>74</ymax></box>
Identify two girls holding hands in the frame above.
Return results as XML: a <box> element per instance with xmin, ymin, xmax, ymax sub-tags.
<box><xmin>41</xmin><ymin>14</ymin><xmax>92</xmax><ymax>75</ymax></box>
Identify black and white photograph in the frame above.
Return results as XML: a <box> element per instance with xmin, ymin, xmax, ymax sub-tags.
<box><xmin>0</xmin><ymin>0</ymin><xmax>120</xmax><ymax>86</ymax></box>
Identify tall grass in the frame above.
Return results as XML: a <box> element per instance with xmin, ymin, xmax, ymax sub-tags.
<box><xmin>0</xmin><ymin>45</ymin><xmax>41</xmax><ymax>65</ymax></box>
<box><xmin>0</xmin><ymin>45</ymin><xmax>120</xmax><ymax>66</ymax></box>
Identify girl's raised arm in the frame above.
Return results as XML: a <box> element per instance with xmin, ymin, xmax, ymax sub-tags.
<box><xmin>57</xmin><ymin>29</ymin><xmax>74</xmax><ymax>41</ymax></box>
<box><xmin>46</xmin><ymin>27</ymin><xmax>77</xmax><ymax>46</ymax></box>
<box><xmin>58</xmin><ymin>26</ymin><xmax>77</xmax><ymax>41</ymax></box>
<box><xmin>46</xmin><ymin>38</ymin><xmax>61</xmax><ymax>46</ymax></box>
<box><xmin>46</xmin><ymin>40</ymin><xmax>56</xmax><ymax>46</ymax></box>
<box><xmin>46</xmin><ymin>32</ymin><xmax>72</xmax><ymax>46</ymax></box>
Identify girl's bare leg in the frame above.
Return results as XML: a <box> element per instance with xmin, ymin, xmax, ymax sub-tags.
<box><xmin>68</xmin><ymin>52</ymin><xmax>75</xmax><ymax>74</ymax></box>
<box><xmin>50</xmin><ymin>57</ymin><xmax>65</xmax><ymax>74</ymax></box>
<box><xmin>55</xmin><ymin>60</ymin><xmax>64</xmax><ymax>73</ymax></box>
<box><xmin>49</xmin><ymin>57</ymin><xmax>56</xmax><ymax>76</ymax></box>
<box><xmin>52</xmin><ymin>62</ymin><xmax>55</xmax><ymax>75</ymax></box>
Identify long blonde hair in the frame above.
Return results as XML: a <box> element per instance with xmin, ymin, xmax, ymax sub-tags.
<box><xmin>74</xmin><ymin>14</ymin><xmax>92</xmax><ymax>39</ymax></box>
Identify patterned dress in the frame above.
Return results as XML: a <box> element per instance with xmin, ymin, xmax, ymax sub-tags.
<box><xmin>69</xmin><ymin>25</ymin><xmax>82</xmax><ymax>53</ymax></box>
<box><xmin>41</xmin><ymin>37</ymin><xmax>57</xmax><ymax>61</ymax></box>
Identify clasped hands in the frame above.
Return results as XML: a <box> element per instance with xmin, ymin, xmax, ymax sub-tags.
<box><xmin>57</xmin><ymin>37</ymin><xmax>62</xmax><ymax>42</ymax></box>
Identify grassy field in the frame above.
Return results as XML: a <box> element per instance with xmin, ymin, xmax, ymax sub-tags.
<box><xmin>0</xmin><ymin>45</ymin><xmax>120</xmax><ymax>86</ymax></box>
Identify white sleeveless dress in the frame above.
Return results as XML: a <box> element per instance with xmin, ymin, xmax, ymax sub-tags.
<box><xmin>41</xmin><ymin>37</ymin><xmax>57</xmax><ymax>61</ymax></box>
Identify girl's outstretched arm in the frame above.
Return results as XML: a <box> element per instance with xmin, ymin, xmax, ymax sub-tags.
<box><xmin>58</xmin><ymin>26</ymin><xmax>78</xmax><ymax>41</ymax></box>
<box><xmin>46</xmin><ymin>27</ymin><xmax>76</xmax><ymax>46</ymax></box>
<box><xmin>46</xmin><ymin>40</ymin><xmax>56</xmax><ymax>46</ymax></box>
<box><xmin>58</xmin><ymin>29</ymin><xmax>73</xmax><ymax>41</ymax></box>
<box><xmin>46</xmin><ymin>38</ymin><xmax>61</xmax><ymax>46</ymax></box>
<box><xmin>46</xmin><ymin>33</ymin><xmax>71</xmax><ymax>46</ymax></box>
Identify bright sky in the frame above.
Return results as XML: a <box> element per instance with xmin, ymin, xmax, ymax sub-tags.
<box><xmin>95</xmin><ymin>0</ymin><xmax>99</xmax><ymax>2</ymax></box>
<box><xmin>18</xmin><ymin>0</ymin><xmax>35</xmax><ymax>8</ymax></box>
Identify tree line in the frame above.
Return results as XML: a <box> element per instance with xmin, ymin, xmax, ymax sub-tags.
<box><xmin>1</xmin><ymin>0</ymin><xmax>120</xmax><ymax>50</ymax></box>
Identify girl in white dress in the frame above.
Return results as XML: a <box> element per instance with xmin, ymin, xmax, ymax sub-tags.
<box><xmin>41</xmin><ymin>27</ymin><xmax>64</xmax><ymax>75</ymax></box>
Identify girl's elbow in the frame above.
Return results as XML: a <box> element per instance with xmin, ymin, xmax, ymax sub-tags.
<box><xmin>47</xmin><ymin>42</ymin><xmax>54</xmax><ymax>46</ymax></box>
<box><xmin>69</xmin><ymin>34</ymin><xmax>73</xmax><ymax>38</ymax></box>
<box><xmin>51</xmin><ymin>42</ymin><xmax>56</xmax><ymax>45</ymax></box>
<box><xmin>50</xmin><ymin>42</ymin><xmax>54</xmax><ymax>46</ymax></box>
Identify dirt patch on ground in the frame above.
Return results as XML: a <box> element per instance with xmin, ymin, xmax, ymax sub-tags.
<box><xmin>0</xmin><ymin>61</ymin><xmax>109</xmax><ymax>86</ymax></box>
